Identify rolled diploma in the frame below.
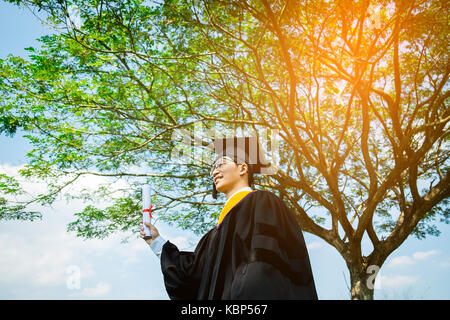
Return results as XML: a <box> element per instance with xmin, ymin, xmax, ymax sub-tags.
<box><xmin>142</xmin><ymin>184</ymin><xmax>152</xmax><ymax>239</ymax></box>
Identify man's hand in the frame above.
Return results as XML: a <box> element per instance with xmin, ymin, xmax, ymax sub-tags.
<box><xmin>140</xmin><ymin>221</ymin><xmax>160</xmax><ymax>245</ymax></box>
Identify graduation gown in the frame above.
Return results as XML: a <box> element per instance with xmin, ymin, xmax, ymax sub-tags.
<box><xmin>160</xmin><ymin>190</ymin><xmax>318</xmax><ymax>300</ymax></box>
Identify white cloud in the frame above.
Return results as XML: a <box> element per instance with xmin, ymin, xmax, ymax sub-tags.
<box><xmin>389</xmin><ymin>256</ymin><xmax>415</xmax><ymax>267</ymax></box>
<box><xmin>439</xmin><ymin>259</ymin><xmax>450</xmax><ymax>268</ymax></box>
<box><xmin>0</xmin><ymin>163</ymin><xmax>25</xmax><ymax>174</ymax></box>
<box><xmin>0</xmin><ymin>232</ymin><xmax>96</xmax><ymax>287</ymax></box>
<box><xmin>413</xmin><ymin>250</ymin><xmax>439</xmax><ymax>261</ymax></box>
<box><xmin>119</xmin><ymin>239</ymin><xmax>149</xmax><ymax>265</ymax></box>
<box><xmin>0</xmin><ymin>163</ymin><xmax>47</xmax><ymax>201</ymax></box>
<box><xmin>388</xmin><ymin>250</ymin><xmax>439</xmax><ymax>268</ymax></box>
<box><xmin>0</xmin><ymin>228</ymin><xmax>150</xmax><ymax>299</ymax></box>
<box><xmin>76</xmin><ymin>282</ymin><xmax>111</xmax><ymax>298</ymax></box>
<box><xmin>1</xmin><ymin>158</ymin><xmax>178</xmax><ymax>299</ymax></box>
<box><xmin>171</xmin><ymin>236</ymin><xmax>194</xmax><ymax>251</ymax></box>
<box><xmin>377</xmin><ymin>275</ymin><xmax>420</xmax><ymax>288</ymax></box>
<box><xmin>0</xmin><ymin>163</ymin><xmax>131</xmax><ymax>206</ymax></box>
<box><xmin>307</xmin><ymin>241</ymin><xmax>323</xmax><ymax>250</ymax></box>
<box><xmin>0</xmin><ymin>163</ymin><xmax>163</xmax><ymax>297</ymax></box>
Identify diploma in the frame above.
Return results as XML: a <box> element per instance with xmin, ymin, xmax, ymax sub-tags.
<box><xmin>142</xmin><ymin>184</ymin><xmax>153</xmax><ymax>239</ymax></box>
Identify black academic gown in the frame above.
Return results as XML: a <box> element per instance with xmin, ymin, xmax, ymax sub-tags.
<box><xmin>160</xmin><ymin>190</ymin><xmax>318</xmax><ymax>300</ymax></box>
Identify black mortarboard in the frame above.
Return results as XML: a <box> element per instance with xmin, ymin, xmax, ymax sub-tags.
<box><xmin>211</xmin><ymin>136</ymin><xmax>271</xmax><ymax>199</ymax></box>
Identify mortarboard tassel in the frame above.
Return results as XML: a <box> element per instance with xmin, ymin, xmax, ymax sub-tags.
<box><xmin>212</xmin><ymin>182</ymin><xmax>218</xmax><ymax>199</ymax></box>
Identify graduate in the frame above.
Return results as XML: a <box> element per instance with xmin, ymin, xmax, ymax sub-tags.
<box><xmin>140</xmin><ymin>136</ymin><xmax>318</xmax><ymax>300</ymax></box>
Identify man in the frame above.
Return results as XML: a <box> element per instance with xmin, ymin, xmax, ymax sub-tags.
<box><xmin>140</xmin><ymin>137</ymin><xmax>318</xmax><ymax>299</ymax></box>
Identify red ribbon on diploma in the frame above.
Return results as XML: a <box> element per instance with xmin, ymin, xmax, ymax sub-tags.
<box><xmin>143</xmin><ymin>204</ymin><xmax>154</xmax><ymax>219</ymax></box>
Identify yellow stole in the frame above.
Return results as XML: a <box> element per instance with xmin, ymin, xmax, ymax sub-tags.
<box><xmin>217</xmin><ymin>190</ymin><xmax>255</xmax><ymax>229</ymax></box>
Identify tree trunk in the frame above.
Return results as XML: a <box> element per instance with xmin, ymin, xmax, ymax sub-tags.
<box><xmin>349</xmin><ymin>267</ymin><xmax>375</xmax><ymax>300</ymax></box>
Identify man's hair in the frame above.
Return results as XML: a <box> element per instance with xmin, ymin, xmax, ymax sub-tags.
<box><xmin>233</xmin><ymin>156</ymin><xmax>253</xmax><ymax>187</ymax></box>
<box><xmin>246</xmin><ymin>162</ymin><xmax>254</xmax><ymax>187</ymax></box>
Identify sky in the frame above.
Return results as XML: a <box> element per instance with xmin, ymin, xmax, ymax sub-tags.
<box><xmin>0</xmin><ymin>1</ymin><xmax>449</xmax><ymax>300</ymax></box>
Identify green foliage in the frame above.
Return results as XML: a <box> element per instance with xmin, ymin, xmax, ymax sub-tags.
<box><xmin>0</xmin><ymin>0</ymin><xmax>448</xmax><ymax>262</ymax></box>
<box><xmin>0</xmin><ymin>174</ymin><xmax>41</xmax><ymax>221</ymax></box>
<box><xmin>67</xmin><ymin>197</ymin><xmax>140</xmax><ymax>239</ymax></box>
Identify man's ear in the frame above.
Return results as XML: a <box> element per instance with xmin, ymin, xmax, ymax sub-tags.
<box><xmin>239</xmin><ymin>162</ymin><xmax>248</xmax><ymax>176</ymax></box>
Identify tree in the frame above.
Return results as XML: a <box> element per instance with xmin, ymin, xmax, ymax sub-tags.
<box><xmin>0</xmin><ymin>0</ymin><xmax>448</xmax><ymax>299</ymax></box>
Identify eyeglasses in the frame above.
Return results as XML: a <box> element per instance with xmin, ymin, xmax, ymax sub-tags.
<box><xmin>210</xmin><ymin>156</ymin><xmax>240</xmax><ymax>176</ymax></box>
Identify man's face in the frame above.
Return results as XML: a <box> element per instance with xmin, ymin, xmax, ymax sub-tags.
<box><xmin>211</xmin><ymin>156</ymin><xmax>247</xmax><ymax>193</ymax></box>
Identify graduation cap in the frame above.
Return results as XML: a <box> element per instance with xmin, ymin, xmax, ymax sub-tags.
<box><xmin>211</xmin><ymin>136</ymin><xmax>271</xmax><ymax>199</ymax></box>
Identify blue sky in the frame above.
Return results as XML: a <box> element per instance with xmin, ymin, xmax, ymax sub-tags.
<box><xmin>0</xmin><ymin>1</ymin><xmax>449</xmax><ymax>300</ymax></box>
